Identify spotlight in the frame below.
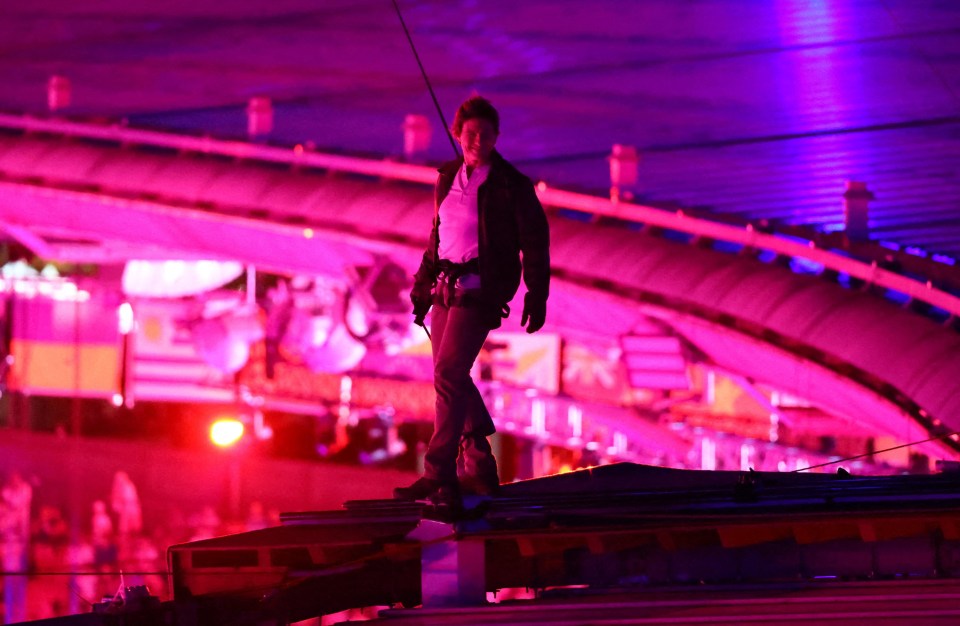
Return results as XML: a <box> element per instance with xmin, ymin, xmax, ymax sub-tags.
<box><xmin>210</xmin><ymin>418</ymin><xmax>245</xmax><ymax>448</ymax></box>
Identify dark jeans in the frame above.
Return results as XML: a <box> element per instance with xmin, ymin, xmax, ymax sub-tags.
<box><xmin>423</xmin><ymin>299</ymin><xmax>498</xmax><ymax>484</ymax></box>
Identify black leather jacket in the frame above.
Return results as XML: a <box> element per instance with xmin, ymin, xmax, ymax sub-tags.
<box><xmin>413</xmin><ymin>150</ymin><xmax>550</xmax><ymax>328</ymax></box>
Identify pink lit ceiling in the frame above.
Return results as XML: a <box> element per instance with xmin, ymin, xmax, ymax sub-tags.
<box><xmin>2</xmin><ymin>1</ymin><xmax>959</xmax><ymax>252</ymax></box>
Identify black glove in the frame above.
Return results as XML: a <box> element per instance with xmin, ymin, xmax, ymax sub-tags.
<box><xmin>520</xmin><ymin>293</ymin><xmax>546</xmax><ymax>334</ymax></box>
<box><xmin>410</xmin><ymin>282</ymin><xmax>433</xmax><ymax>323</ymax></box>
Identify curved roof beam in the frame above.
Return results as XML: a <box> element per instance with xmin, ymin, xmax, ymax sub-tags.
<box><xmin>2</xmin><ymin>112</ymin><xmax>959</xmax><ymax>317</ymax></box>
<box><xmin>1</xmin><ymin>119</ymin><xmax>959</xmax><ymax>456</ymax></box>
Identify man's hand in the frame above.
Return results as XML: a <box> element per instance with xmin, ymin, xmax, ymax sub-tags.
<box><xmin>410</xmin><ymin>282</ymin><xmax>433</xmax><ymax>322</ymax></box>
<box><xmin>520</xmin><ymin>293</ymin><xmax>546</xmax><ymax>334</ymax></box>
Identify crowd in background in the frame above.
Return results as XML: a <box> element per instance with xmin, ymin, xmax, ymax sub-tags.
<box><xmin>0</xmin><ymin>469</ymin><xmax>278</xmax><ymax>624</ymax></box>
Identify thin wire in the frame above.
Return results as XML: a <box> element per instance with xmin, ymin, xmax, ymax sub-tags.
<box><xmin>391</xmin><ymin>0</ymin><xmax>460</xmax><ymax>157</ymax></box>
<box><xmin>68</xmin><ymin>582</ymin><xmax>95</xmax><ymax>608</ymax></box>
<box><xmin>793</xmin><ymin>429</ymin><xmax>959</xmax><ymax>473</ymax></box>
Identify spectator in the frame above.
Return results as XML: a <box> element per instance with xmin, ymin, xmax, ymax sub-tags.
<box><xmin>35</xmin><ymin>505</ymin><xmax>69</xmax><ymax>551</ymax></box>
<box><xmin>110</xmin><ymin>471</ymin><xmax>142</xmax><ymax>537</ymax></box>
<box><xmin>1</xmin><ymin>472</ymin><xmax>31</xmax><ymax>546</ymax></box>
<box><xmin>188</xmin><ymin>506</ymin><xmax>221</xmax><ymax>542</ymax></box>
<box><xmin>91</xmin><ymin>500</ymin><xmax>116</xmax><ymax>568</ymax></box>
<box><xmin>123</xmin><ymin>535</ymin><xmax>161</xmax><ymax>593</ymax></box>
<box><xmin>1</xmin><ymin>471</ymin><xmax>32</xmax><ymax>624</ymax></box>
<box><xmin>66</xmin><ymin>538</ymin><xmax>96</xmax><ymax>616</ymax></box>
<box><xmin>32</xmin><ymin>504</ymin><xmax>69</xmax><ymax>612</ymax></box>
<box><xmin>245</xmin><ymin>501</ymin><xmax>268</xmax><ymax>532</ymax></box>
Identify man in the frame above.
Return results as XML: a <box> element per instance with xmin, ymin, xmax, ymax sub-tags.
<box><xmin>2</xmin><ymin>472</ymin><xmax>32</xmax><ymax>623</ymax></box>
<box><xmin>394</xmin><ymin>96</ymin><xmax>550</xmax><ymax>505</ymax></box>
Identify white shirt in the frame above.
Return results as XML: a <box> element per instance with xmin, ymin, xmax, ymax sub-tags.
<box><xmin>438</xmin><ymin>162</ymin><xmax>489</xmax><ymax>290</ymax></box>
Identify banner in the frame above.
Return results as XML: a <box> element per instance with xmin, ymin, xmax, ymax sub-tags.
<box><xmin>560</xmin><ymin>340</ymin><xmax>630</xmax><ymax>405</ymax></box>
<box><xmin>8</xmin><ymin>291</ymin><xmax>120</xmax><ymax>397</ymax></box>
<box><xmin>482</xmin><ymin>331</ymin><xmax>561</xmax><ymax>394</ymax></box>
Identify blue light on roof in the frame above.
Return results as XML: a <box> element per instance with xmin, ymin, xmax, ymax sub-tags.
<box><xmin>712</xmin><ymin>240</ymin><xmax>744</xmax><ymax>255</ymax></box>
<box><xmin>789</xmin><ymin>256</ymin><xmax>825</xmax><ymax>275</ymax></box>
<box><xmin>757</xmin><ymin>250</ymin><xmax>779</xmax><ymax>264</ymax></box>
<box><xmin>884</xmin><ymin>288</ymin><xmax>910</xmax><ymax>305</ymax></box>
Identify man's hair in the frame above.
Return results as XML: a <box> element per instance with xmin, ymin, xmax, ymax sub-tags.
<box><xmin>451</xmin><ymin>96</ymin><xmax>500</xmax><ymax>136</ymax></box>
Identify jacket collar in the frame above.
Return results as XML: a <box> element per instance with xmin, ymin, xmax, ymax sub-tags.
<box><xmin>437</xmin><ymin>150</ymin><xmax>506</xmax><ymax>180</ymax></box>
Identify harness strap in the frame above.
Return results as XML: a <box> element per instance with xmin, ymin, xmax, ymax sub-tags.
<box><xmin>435</xmin><ymin>258</ymin><xmax>479</xmax><ymax>307</ymax></box>
<box><xmin>436</xmin><ymin>257</ymin><xmax>479</xmax><ymax>281</ymax></box>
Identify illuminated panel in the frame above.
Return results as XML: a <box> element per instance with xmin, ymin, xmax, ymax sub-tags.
<box><xmin>561</xmin><ymin>341</ymin><xmax>630</xmax><ymax>405</ymax></box>
<box><xmin>484</xmin><ymin>332</ymin><xmax>561</xmax><ymax>394</ymax></box>
<box><xmin>621</xmin><ymin>334</ymin><xmax>690</xmax><ymax>390</ymax></box>
<box><xmin>8</xmin><ymin>292</ymin><xmax>120</xmax><ymax>397</ymax></box>
<box><xmin>8</xmin><ymin>341</ymin><xmax>119</xmax><ymax>396</ymax></box>
<box><xmin>129</xmin><ymin>299</ymin><xmax>236</xmax><ymax>403</ymax></box>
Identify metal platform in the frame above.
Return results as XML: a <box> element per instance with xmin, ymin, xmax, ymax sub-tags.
<box><xmin>157</xmin><ymin>463</ymin><xmax>960</xmax><ymax>624</ymax></box>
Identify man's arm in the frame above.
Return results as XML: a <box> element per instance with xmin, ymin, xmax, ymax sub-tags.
<box><xmin>412</xmin><ymin>216</ymin><xmax>438</xmax><ymax>323</ymax></box>
<box><xmin>516</xmin><ymin>178</ymin><xmax>550</xmax><ymax>332</ymax></box>
<box><xmin>411</xmin><ymin>176</ymin><xmax>443</xmax><ymax>324</ymax></box>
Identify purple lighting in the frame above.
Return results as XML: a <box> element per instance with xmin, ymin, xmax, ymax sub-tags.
<box><xmin>774</xmin><ymin>0</ymin><xmax>862</xmax><ymax>232</ymax></box>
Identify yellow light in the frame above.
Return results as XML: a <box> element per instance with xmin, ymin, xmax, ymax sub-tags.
<box><xmin>210</xmin><ymin>418</ymin><xmax>244</xmax><ymax>447</ymax></box>
<box><xmin>303</xmin><ymin>228</ymin><xmax>314</xmax><ymax>239</ymax></box>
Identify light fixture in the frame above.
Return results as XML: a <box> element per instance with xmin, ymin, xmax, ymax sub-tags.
<box><xmin>122</xmin><ymin>260</ymin><xmax>244</xmax><ymax>298</ymax></box>
<box><xmin>192</xmin><ymin>311</ymin><xmax>264</xmax><ymax>374</ymax></box>
<box><xmin>210</xmin><ymin>418</ymin><xmax>245</xmax><ymax>447</ymax></box>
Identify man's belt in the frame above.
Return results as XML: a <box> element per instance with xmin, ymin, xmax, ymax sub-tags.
<box><xmin>435</xmin><ymin>258</ymin><xmax>479</xmax><ymax>309</ymax></box>
<box><xmin>437</xmin><ymin>257</ymin><xmax>479</xmax><ymax>281</ymax></box>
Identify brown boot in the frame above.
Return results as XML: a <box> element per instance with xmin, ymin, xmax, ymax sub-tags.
<box><xmin>394</xmin><ymin>477</ymin><xmax>445</xmax><ymax>500</ymax></box>
<box><xmin>459</xmin><ymin>473</ymin><xmax>500</xmax><ymax>497</ymax></box>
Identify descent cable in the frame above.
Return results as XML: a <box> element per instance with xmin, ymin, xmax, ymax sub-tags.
<box><xmin>391</xmin><ymin>0</ymin><xmax>460</xmax><ymax>157</ymax></box>
<box><xmin>793</xmin><ymin>429</ymin><xmax>960</xmax><ymax>473</ymax></box>
<box><xmin>392</xmin><ymin>0</ymin><xmax>458</xmax><ymax>339</ymax></box>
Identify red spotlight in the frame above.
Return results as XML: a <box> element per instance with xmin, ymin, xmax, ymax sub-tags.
<box><xmin>210</xmin><ymin>418</ymin><xmax>245</xmax><ymax>448</ymax></box>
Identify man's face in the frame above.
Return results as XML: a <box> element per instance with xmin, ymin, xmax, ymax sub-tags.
<box><xmin>457</xmin><ymin>118</ymin><xmax>498</xmax><ymax>168</ymax></box>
